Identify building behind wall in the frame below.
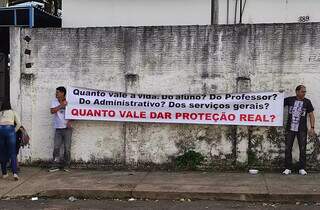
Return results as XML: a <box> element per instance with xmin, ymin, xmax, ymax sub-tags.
<box><xmin>62</xmin><ymin>0</ymin><xmax>320</xmax><ymax>27</ymax></box>
<box><xmin>62</xmin><ymin>0</ymin><xmax>212</xmax><ymax>27</ymax></box>
<box><xmin>218</xmin><ymin>0</ymin><xmax>320</xmax><ymax>24</ymax></box>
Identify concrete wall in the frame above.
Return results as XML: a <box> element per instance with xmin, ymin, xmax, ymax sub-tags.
<box><xmin>62</xmin><ymin>0</ymin><xmax>211</xmax><ymax>27</ymax></box>
<box><xmin>10</xmin><ymin>23</ymin><xmax>320</xmax><ymax>170</ymax></box>
<box><xmin>219</xmin><ymin>0</ymin><xmax>320</xmax><ymax>24</ymax></box>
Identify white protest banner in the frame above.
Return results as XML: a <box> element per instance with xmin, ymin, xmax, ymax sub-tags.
<box><xmin>66</xmin><ymin>86</ymin><xmax>284</xmax><ymax>126</ymax></box>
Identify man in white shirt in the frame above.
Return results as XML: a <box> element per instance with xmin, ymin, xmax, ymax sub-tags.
<box><xmin>49</xmin><ymin>86</ymin><xmax>72</xmax><ymax>172</ymax></box>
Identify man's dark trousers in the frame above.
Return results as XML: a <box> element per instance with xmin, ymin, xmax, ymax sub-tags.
<box><xmin>285</xmin><ymin>130</ymin><xmax>307</xmax><ymax>170</ymax></box>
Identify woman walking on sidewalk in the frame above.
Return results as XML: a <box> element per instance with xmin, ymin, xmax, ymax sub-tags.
<box><xmin>0</xmin><ymin>101</ymin><xmax>21</xmax><ymax>181</ymax></box>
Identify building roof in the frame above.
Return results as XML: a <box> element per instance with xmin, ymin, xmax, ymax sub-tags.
<box><xmin>0</xmin><ymin>4</ymin><xmax>61</xmax><ymax>27</ymax></box>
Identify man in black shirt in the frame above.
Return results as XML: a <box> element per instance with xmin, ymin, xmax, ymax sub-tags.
<box><xmin>283</xmin><ymin>85</ymin><xmax>315</xmax><ymax>175</ymax></box>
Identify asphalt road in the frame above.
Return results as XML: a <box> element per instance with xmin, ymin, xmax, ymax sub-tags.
<box><xmin>1</xmin><ymin>198</ymin><xmax>320</xmax><ymax>210</ymax></box>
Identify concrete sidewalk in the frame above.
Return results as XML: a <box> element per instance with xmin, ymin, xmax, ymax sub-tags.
<box><xmin>1</xmin><ymin>167</ymin><xmax>320</xmax><ymax>202</ymax></box>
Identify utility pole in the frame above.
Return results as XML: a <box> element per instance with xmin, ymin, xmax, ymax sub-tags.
<box><xmin>239</xmin><ymin>0</ymin><xmax>243</xmax><ymax>24</ymax></box>
<box><xmin>211</xmin><ymin>0</ymin><xmax>218</xmax><ymax>25</ymax></box>
<box><xmin>234</xmin><ymin>0</ymin><xmax>238</xmax><ymax>24</ymax></box>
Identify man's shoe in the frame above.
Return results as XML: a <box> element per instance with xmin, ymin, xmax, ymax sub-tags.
<box><xmin>63</xmin><ymin>168</ymin><xmax>70</xmax><ymax>172</ymax></box>
<box><xmin>2</xmin><ymin>174</ymin><xmax>8</xmax><ymax>179</ymax></box>
<box><xmin>48</xmin><ymin>167</ymin><xmax>60</xmax><ymax>173</ymax></box>
<box><xmin>299</xmin><ymin>169</ymin><xmax>307</xmax><ymax>175</ymax></box>
<box><xmin>282</xmin><ymin>169</ymin><xmax>292</xmax><ymax>175</ymax></box>
<box><xmin>13</xmin><ymin>174</ymin><xmax>19</xmax><ymax>181</ymax></box>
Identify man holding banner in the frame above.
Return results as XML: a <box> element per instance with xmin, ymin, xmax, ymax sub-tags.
<box><xmin>49</xmin><ymin>86</ymin><xmax>73</xmax><ymax>172</ymax></box>
<box><xmin>283</xmin><ymin>85</ymin><xmax>315</xmax><ymax>175</ymax></box>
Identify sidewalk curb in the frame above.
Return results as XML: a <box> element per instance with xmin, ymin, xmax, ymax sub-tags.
<box><xmin>35</xmin><ymin>189</ymin><xmax>320</xmax><ymax>202</ymax></box>
<box><xmin>38</xmin><ymin>189</ymin><xmax>133</xmax><ymax>200</ymax></box>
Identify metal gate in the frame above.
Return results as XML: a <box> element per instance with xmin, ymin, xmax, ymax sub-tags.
<box><xmin>0</xmin><ymin>27</ymin><xmax>9</xmax><ymax>106</ymax></box>
<box><xmin>0</xmin><ymin>52</ymin><xmax>9</xmax><ymax>105</ymax></box>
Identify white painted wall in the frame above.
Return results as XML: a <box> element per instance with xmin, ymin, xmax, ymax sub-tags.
<box><xmin>10</xmin><ymin>24</ymin><xmax>320</xmax><ymax>169</ymax></box>
<box><xmin>219</xmin><ymin>0</ymin><xmax>320</xmax><ymax>24</ymax></box>
<box><xmin>62</xmin><ymin>0</ymin><xmax>211</xmax><ymax>27</ymax></box>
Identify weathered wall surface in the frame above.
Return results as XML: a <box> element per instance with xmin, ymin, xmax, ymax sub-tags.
<box><xmin>10</xmin><ymin>23</ymin><xmax>320</xmax><ymax>170</ymax></box>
